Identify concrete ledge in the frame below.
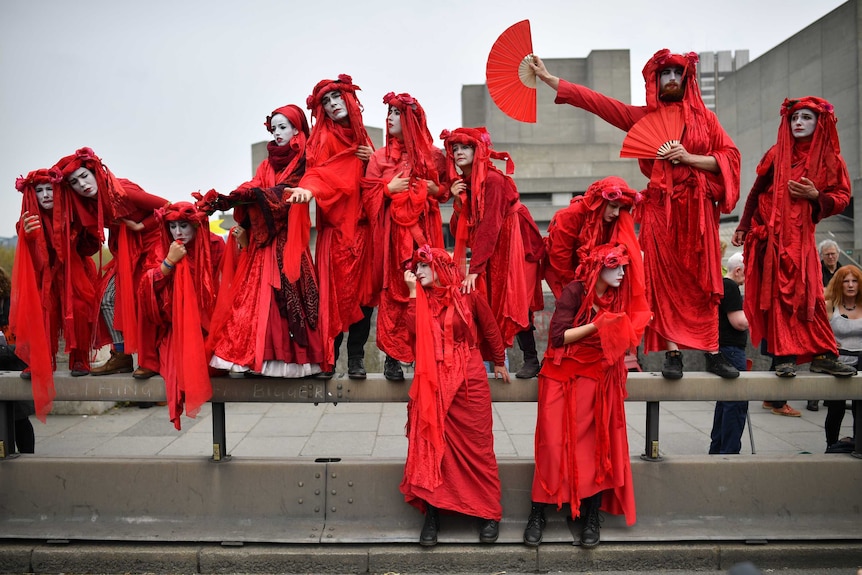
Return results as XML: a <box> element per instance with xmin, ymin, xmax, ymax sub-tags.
<box><xmin>4</xmin><ymin>541</ymin><xmax>862</xmax><ymax>574</ymax></box>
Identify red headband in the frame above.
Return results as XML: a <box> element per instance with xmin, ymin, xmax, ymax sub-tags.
<box><xmin>16</xmin><ymin>168</ymin><xmax>63</xmax><ymax>193</ymax></box>
<box><xmin>265</xmin><ymin>104</ymin><xmax>310</xmax><ymax>138</ymax></box>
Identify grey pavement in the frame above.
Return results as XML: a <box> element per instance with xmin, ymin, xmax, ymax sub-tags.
<box><xmin>32</xmin><ymin>392</ymin><xmax>850</xmax><ymax>459</ymax></box>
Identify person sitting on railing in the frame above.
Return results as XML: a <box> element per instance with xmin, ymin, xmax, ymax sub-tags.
<box><xmin>441</xmin><ymin>127</ymin><xmax>545</xmax><ymax>379</ymax></box>
<box><xmin>822</xmin><ymin>265</ymin><xmax>861</xmax><ymax>453</ymax></box>
<box><xmin>137</xmin><ymin>201</ymin><xmax>224</xmax><ymax>429</ymax></box>
<box><xmin>401</xmin><ymin>245</ymin><xmax>509</xmax><ymax>547</ymax></box>
<box><xmin>733</xmin><ymin>97</ymin><xmax>855</xmax><ymax>379</ymax></box>
<box><xmin>523</xmin><ymin>243</ymin><xmax>650</xmax><ymax>548</ymax></box>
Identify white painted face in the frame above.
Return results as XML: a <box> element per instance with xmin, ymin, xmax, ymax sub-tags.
<box><xmin>169</xmin><ymin>220</ymin><xmax>196</xmax><ymax>245</ymax></box>
<box><xmin>791</xmin><ymin>108</ymin><xmax>818</xmax><ymax>140</ymax></box>
<box><xmin>600</xmin><ymin>265</ymin><xmax>625</xmax><ymax>288</ymax></box>
<box><xmin>603</xmin><ymin>201</ymin><xmax>622</xmax><ymax>223</ymax></box>
<box><xmin>270</xmin><ymin>113</ymin><xmax>299</xmax><ymax>147</ymax></box>
<box><xmin>387</xmin><ymin>107</ymin><xmax>402</xmax><ymax>138</ymax></box>
<box><xmin>322</xmin><ymin>91</ymin><xmax>348</xmax><ymax>122</ymax></box>
<box><xmin>67</xmin><ymin>167</ymin><xmax>98</xmax><ymax>198</ymax></box>
<box><xmin>34</xmin><ymin>183</ymin><xmax>54</xmax><ymax>210</ymax></box>
<box><xmin>451</xmin><ymin>143</ymin><xmax>475</xmax><ymax>170</ymax></box>
<box><xmin>414</xmin><ymin>261</ymin><xmax>437</xmax><ymax>288</ymax></box>
<box><xmin>659</xmin><ymin>66</ymin><xmax>685</xmax><ymax>101</ymax></box>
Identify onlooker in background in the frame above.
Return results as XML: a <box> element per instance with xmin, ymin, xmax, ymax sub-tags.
<box><xmin>709</xmin><ymin>252</ymin><xmax>750</xmax><ymax>454</ymax></box>
<box><xmin>820</xmin><ymin>239</ymin><xmax>841</xmax><ymax>288</ymax></box>
<box><xmin>822</xmin><ymin>265</ymin><xmax>861</xmax><ymax>453</ymax></box>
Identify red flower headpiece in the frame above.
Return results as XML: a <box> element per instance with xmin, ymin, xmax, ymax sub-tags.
<box><xmin>307</xmin><ymin>74</ymin><xmax>362</xmax><ymax>110</ymax></box>
<box><xmin>583</xmin><ymin>176</ymin><xmax>642</xmax><ymax>209</ymax></box>
<box><xmin>15</xmin><ymin>168</ymin><xmax>63</xmax><ymax>193</ymax></box>
<box><xmin>781</xmin><ymin>96</ymin><xmax>835</xmax><ymax>118</ymax></box>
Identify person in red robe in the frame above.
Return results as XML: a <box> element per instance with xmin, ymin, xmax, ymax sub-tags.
<box><xmin>11</xmin><ymin>168</ymin><xmax>100</xmax><ymax>420</ymax></box>
<box><xmin>440</xmin><ymin>127</ymin><xmax>545</xmax><ymax>378</ymax></box>
<box><xmin>531</xmin><ymin>50</ymin><xmax>741</xmax><ymax>380</ymax></box>
<box><xmin>524</xmin><ymin>243</ymin><xmax>650</xmax><ymax>548</ymax></box>
<box><xmin>54</xmin><ymin>147</ymin><xmax>167</xmax><ymax>376</ymax></box>
<box><xmin>201</xmin><ymin>104</ymin><xmax>325</xmax><ymax>378</ymax></box>
<box><xmin>287</xmin><ymin>75</ymin><xmax>375</xmax><ymax>379</ymax></box>
<box><xmin>137</xmin><ymin>202</ymin><xmax>224</xmax><ymax>428</ymax></box>
<box><xmin>544</xmin><ymin>176</ymin><xmax>643</xmax><ymax>299</ymax></box>
<box><xmin>400</xmin><ymin>245</ymin><xmax>509</xmax><ymax>546</ymax></box>
<box><xmin>361</xmin><ymin>92</ymin><xmax>447</xmax><ymax>381</ymax></box>
<box><xmin>732</xmin><ymin>97</ymin><xmax>855</xmax><ymax>378</ymax></box>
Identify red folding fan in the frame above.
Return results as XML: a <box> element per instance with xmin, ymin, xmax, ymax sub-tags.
<box><xmin>620</xmin><ymin>106</ymin><xmax>685</xmax><ymax>159</ymax></box>
<box><xmin>486</xmin><ymin>20</ymin><xmax>536</xmax><ymax>123</ymax></box>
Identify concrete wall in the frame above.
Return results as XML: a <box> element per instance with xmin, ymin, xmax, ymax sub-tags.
<box><xmin>716</xmin><ymin>0</ymin><xmax>860</xmax><ymax>253</ymax></box>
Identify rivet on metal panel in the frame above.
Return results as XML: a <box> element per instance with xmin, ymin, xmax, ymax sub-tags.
<box><xmin>297</xmin><ymin>481</ymin><xmax>304</xmax><ymax>487</ymax></box>
<box><xmin>348</xmin><ymin>481</ymin><xmax>354</xmax><ymax>487</ymax></box>
<box><xmin>348</xmin><ymin>498</ymin><xmax>354</xmax><ymax>504</ymax></box>
<box><xmin>315</xmin><ymin>472</ymin><xmax>321</xmax><ymax>478</ymax></box>
<box><xmin>315</xmin><ymin>489</ymin><xmax>320</xmax><ymax>495</ymax></box>
<box><xmin>331</xmin><ymin>490</ymin><xmax>337</xmax><ymax>495</ymax></box>
<box><xmin>330</xmin><ymin>507</ymin><xmax>336</xmax><ymax>512</ymax></box>
<box><xmin>297</xmin><ymin>499</ymin><xmax>303</xmax><ymax>504</ymax></box>
<box><xmin>314</xmin><ymin>507</ymin><xmax>320</xmax><ymax>512</ymax></box>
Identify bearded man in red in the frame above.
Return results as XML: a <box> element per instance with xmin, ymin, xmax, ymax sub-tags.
<box><xmin>362</xmin><ymin>92</ymin><xmax>447</xmax><ymax>381</ymax></box>
<box><xmin>531</xmin><ymin>50</ymin><xmax>741</xmax><ymax>380</ymax></box>
<box><xmin>288</xmin><ymin>75</ymin><xmax>375</xmax><ymax>379</ymax></box>
<box><xmin>55</xmin><ymin>147</ymin><xmax>168</xmax><ymax>375</ymax></box>
<box><xmin>732</xmin><ymin>97</ymin><xmax>855</xmax><ymax>378</ymax></box>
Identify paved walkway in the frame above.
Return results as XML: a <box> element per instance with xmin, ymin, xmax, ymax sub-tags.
<box><xmin>32</xmin><ymin>388</ymin><xmax>849</xmax><ymax>459</ymax></box>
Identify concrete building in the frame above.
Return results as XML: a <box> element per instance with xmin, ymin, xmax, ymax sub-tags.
<box><xmin>698</xmin><ymin>50</ymin><xmax>749</xmax><ymax>111</ymax></box>
<box><xmin>716</xmin><ymin>0</ymin><xmax>859</xmax><ymax>258</ymax></box>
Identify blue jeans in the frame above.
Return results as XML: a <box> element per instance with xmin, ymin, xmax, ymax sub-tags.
<box><xmin>709</xmin><ymin>346</ymin><xmax>749</xmax><ymax>454</ymax></box>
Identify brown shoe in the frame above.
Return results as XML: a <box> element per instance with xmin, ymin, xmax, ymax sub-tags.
<box><xmin>90</xmin><ymin>351</ymin><xmax>133</xmax><ymax>376</ymax></box>
<box><xmin>132</xmin><ymin>367</ymin><xmax>158</xmax><ymax>379</ymax></box>
<box><xmin>771</xmin><ymin>404</ymin><xmax>801</xmax><ymax>417</ymax></box>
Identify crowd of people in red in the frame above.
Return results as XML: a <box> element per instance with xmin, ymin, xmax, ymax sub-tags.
<box><xmin>9</xmin><ymin>48</ymin><xmax>856</xmax><ymax>548</ymax></box>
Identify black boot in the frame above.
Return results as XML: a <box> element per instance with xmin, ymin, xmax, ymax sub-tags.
<box><xmin>580</xmin><ymin>493</ymin><xmax>602</xmax><ymax>548</ymax></box>
<box><xmin>420</xmin><ymin>503</ymin><xmax>439</xmax><ymax>546</ymax></box>
<box><xmin>515</xmin><ymin>328</ymin><xmax>541</xmax><ymax>379</ymax></box>
<box><xmin>523</xmin><ymin>502</ymin><xmax>546</xmax><ymax>547</ymax></box>
<box><xmin>383</xmin><ymin>355</ymin><xmax>404</xmax><ymax>381</ymax></box>
<box><xmin>347</xmin><ymin>357</ymin><xmax>366</xmax><ymax>380</ymax></box>
<box><xmin>478</xmin><ymin>518</ymin><xmax>499</xmax><ymax>543</ymax></box>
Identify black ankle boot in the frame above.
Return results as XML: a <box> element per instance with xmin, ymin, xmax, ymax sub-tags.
<box><xmin>515</xmin><ymin>329</ymin><xmax>541</xmax><ymax>378</ymax></box>
<box><xmin>347</xmin><ymin>356</ymin><xmax>366</xmax><ymax>380</ymax></box>
<box><xmin>420</xmin><ymin>503</ymin><xmax>439</xmax><ymax>546</ymax></box>
<box><xmin>523</xmin><ymin>502</ymin><xmax>546</xmax><ymax>547</ymax></box>
<box><xmin>478</xmin><ymin>518</ymin><xmax>499</xmax><ymax>543</ymax></box>
<box><xmin>580</xmin><ymin>493</ymin><xmax>602</xmax><ymax>548</ymax></box>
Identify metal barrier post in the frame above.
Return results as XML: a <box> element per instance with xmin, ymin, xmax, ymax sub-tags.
<box><xmin>640</xmin><ymin>401</ymin><xmax>662</xmax><ymax>462</ymax></box>
<box><xmin>211</xmin><ymin>402</ymin><xmax>230</xmax><ymax>462</ymax></box>
<box><xmin>853</xmin><ymin>401</ymin><xmax>862</xmax><ymax>460</ymax></box>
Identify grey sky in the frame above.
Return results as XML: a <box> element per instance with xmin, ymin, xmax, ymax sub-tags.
<box><xmin>0</xmin><ymin>0</ymin><xmax>846</xmax><ymax>237</ymax></box>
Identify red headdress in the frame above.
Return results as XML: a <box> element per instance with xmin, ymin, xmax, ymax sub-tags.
<box><xmin>153</xmin><ymin>200</ymin><xmax>215</xmax><ymax>428</ymax></box>
<box><xmin>581</xmin><ymin>175</ymin><xmax>643</xmax><ymax>212</ymax></box>
<box><xmin>439</xmin><ymin>127</ymin><xmax>514</xmax><ymax>271</ymax></box>
<box><xmin>305</xmin><ymin>74</ymin><xmax>370</xmax><ymax>166</ymax></box>
<box><xmin>54</xmin><ymin>147</ymin><xmax>134</xmax><ymax>243</ymax></box>
<box><xmin>264</xmin><ymin>104</ymin><xmax>310</xmax><ymax>174</ymax></box>
<box><xmin>382</xmin><ymin>92</ymin><xmax>439</xmax><ymax>183</ymax></box>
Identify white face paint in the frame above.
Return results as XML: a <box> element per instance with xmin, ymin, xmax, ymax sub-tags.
<box><xmin>270</xmin><ymin>113</ymin><xmax>298</xmax><ymax>147</ymax></box>
<box><xmin>451</xmin><ymin>143</ymin><xmax>475</xmax><ymax>170</ymax></box>
<box><xmin>603</xmin><ymin>201</ymin><xmax>622</xmax><ymax>223</ymax></box>
<box><xmin>35</xmin><ymin>183</ymin><xmax>54</xmax><ymax>210</ymax></box>
<box><xmin>415</xmin><ymin>261</ymin><xmax>437</xmax><ymax>288</ymax></box>
<box><xmin>387</xmin><ymin>107</ymin><xmax>402</xmax><ymax>138</ymax></box>
<box><xmin>169</xmin><ymin>220</ymin><xmax>196</xmax><ymax>245</ymax></box>
<box><xmin>791</xmin><ymin>108</ymin><xmax>818</xmax><ymax>140</ymax></box>
<box><xmin>600</xmin><ymin>265</ymin><xmax>625</xmax><ymax>288</ymax></box>
<box><xmin>67</xmin><ymin>167</ymin><xmax>98</xmax><ymax>198</ymax></box>
<box><xmin>322</xmin><ymin>91</ymin><xmax>348</xmax><ymax>122</ymax></box>
<box><xmin>659</xmin><ymin>66</ymin><xmax>685</xmax><ymax>101</ymax></box>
